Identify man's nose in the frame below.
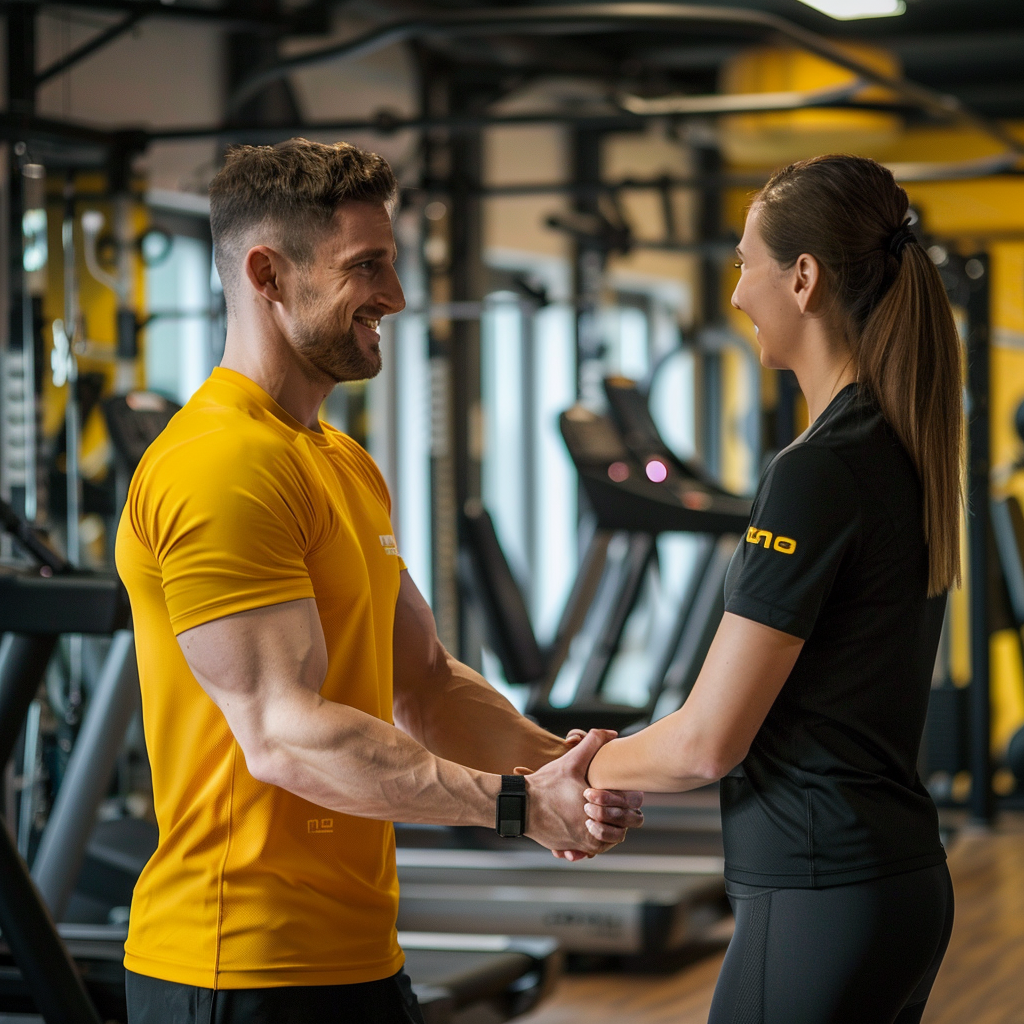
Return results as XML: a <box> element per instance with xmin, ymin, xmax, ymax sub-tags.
<box><xmin>379</xmin><ymin>264</ymin><xmax>406</xmax><ymax>315</ymax></box>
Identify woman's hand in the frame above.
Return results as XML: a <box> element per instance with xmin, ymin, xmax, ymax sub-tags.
<box><xmin>515</xmin><ymin>728</ymin><xmax>644</xmax><ymax>861</ymax></box>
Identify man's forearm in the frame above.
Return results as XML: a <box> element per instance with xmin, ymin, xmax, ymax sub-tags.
<box><xmin>247</xmin><ymin>688</ymin><xmax>500</xmax><ymax>826</ymax></box>
<box><xmin>239</xmin><ymin>690</ymin><xmax>618</xmax><ymax>856</ymax></box>
<box><xmin>394</xmin><ymin>655</ymin><xmax>566</xmax><ymax>773</ymax></box>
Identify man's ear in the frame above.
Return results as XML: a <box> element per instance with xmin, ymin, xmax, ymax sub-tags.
<box><xmin>244</xmin><ymin>245</ymin><xmax>286</xmax><ymax>304</ymax></box>
<box><xmin>792</xmin><ymin>253</ymin><xmax>822</xmax><ymax>315</ymax></box>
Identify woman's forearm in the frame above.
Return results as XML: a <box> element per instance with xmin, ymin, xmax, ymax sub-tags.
<box><xmin>585</xmin><ymin>716</ymin><xmax>724</xmax><ymax>793</ymax></box>
<box><xmin>587</xmin><ymin>613</ymin><xmax>803</xmax><ymax>793</ymax></box>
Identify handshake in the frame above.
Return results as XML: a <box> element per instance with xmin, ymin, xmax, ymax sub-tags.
<box><xmin>515</xmin><ymin>728</ymin><xmax>643</xmax><ymax>861</ymax></box>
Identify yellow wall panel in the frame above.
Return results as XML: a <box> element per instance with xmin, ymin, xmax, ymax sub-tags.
<box><xmin>42</xmin><ymin>175</ymin><xmax>148</xmax><ymax>493</ymax></box>
<box><xmin>991</xmin><ymin>631</ymin><xmax>1024</xmax><ymax>753</ymax></box>
<box><xmin>719</xmin><ymin>43</ymin><xmax>903</xmax><ymax>166</ymax></box>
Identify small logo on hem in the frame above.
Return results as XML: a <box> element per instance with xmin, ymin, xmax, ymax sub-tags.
<box><xmin>308</xmin><ymin>818</ymin><xmax>334</xmax><ymax>834</ymax></box>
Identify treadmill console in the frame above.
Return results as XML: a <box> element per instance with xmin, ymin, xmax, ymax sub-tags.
<box><xmin>603</xmin><ymin>376</ymin><xmax>732</xmax><ymax>496</ymax></box>
<box><xmin>560</xmin><ymin>405</ymin><xmax>751</xmax><ymax>536</ymax></box>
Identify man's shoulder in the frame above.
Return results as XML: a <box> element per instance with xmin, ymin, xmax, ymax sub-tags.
<box><xmin>143</xmin><ymin>390</ymin><xmax>302</xmax><ymax>482</ymax></box>
<box><xmin>129</xmin><ymin>395</ymin><xmax>314</xmax><ymax>540</ymax></box>
<box><xmin>325</xmin><ymin>429</ymin><xmax>391</xmax><ymax>511</ymax></box>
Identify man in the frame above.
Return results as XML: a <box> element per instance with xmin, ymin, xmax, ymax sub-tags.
<box><xmin>116</xmin><ymin>138</ymin><xmax>643</xmax><ymax>1024</ymax></box>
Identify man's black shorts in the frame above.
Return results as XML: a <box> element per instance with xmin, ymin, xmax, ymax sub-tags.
<box><xmin>126</xmin><ymin>967</ymin><xmax>425</xmax><ymax>1024</ymax></box>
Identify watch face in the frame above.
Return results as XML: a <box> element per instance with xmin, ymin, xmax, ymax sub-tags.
<box><xmin>496</xmin><ymin>793</ymin><xmax>526</xmax><ymax>837</ymax></box>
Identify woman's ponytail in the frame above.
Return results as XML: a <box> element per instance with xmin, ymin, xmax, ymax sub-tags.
<box><xmin>755</xmin><ymin>155</ymin><xmax>964</xmax><ymax>596</ymax></box>
<box><xmin>857</xmin><ymin>242</ymin><xmax>963</xmax><ymax>594</ymax></box>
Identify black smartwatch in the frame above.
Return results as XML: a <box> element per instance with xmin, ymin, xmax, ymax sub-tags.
<box><xmin>495</xmin><ymin>775</ymin><xmax>528</xmax><ymax>838</ymax></box>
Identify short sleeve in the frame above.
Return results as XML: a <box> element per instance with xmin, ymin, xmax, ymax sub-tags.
<box><xmin>725</xmin><ymin>444</ymin><xmax>860</xmax><ymax>640</ymax></box>
<box><xmin>135</xmin><ymin>445</ymin><xmax>317</xmax><ymax>635</ymax></box>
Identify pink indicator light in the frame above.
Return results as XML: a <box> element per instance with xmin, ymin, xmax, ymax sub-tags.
<box><xmin>645</xmin><ymin>459</ymin><xmax>668</xmax><ymax>484</ymax></box>
<box><xmin>608</xmin><ymin>461</ymin><xmax>630</xmax><ymax>483</ymax></box>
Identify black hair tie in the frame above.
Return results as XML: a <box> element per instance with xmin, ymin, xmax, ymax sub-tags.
<box><xmin>887</xmin><ymin>220</ymin><xmax>915</xmax><ymax>259</ymax></box>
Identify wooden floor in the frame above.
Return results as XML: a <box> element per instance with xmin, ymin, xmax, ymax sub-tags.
<box><xmin>520</xmin><ymin>813</ymin><xmax>1024</xmax><ymax>1024</ymax></box>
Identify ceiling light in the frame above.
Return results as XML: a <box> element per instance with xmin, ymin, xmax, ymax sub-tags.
<box><xmin>797</xmin><ymin>0</ymin><xmax>906</xmax><ymax>19</ymax></box>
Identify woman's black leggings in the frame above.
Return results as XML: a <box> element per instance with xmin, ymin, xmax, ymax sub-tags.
<box><xmin>708</xmin><ymin>862</ymin><xmax>954</xmax><ymax>1024</ymax></box>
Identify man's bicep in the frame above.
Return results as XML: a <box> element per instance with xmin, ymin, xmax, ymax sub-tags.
<box><xmin>177</xmin><ymin>598</ymin><xmax>328</xmax><ymax>708</ymax></box>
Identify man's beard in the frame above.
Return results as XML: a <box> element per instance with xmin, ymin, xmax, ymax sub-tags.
<box><xmin>292</xmin><ymin>286</ymin><xmax>382</xmax><ymax>384</ymax></box>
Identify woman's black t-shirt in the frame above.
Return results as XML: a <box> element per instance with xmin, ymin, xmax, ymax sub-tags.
<box><xmin>721</xmin><ymin>383</ymin><xmax>947</xmax><ymax>888</ymax></box>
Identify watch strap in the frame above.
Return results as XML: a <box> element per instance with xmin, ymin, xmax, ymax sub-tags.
<box><xmin>495</xmin><ymin>774</ymin><xmax>528</xmax><ymax>838</ymax></box>
<box><xmin>501</xmin><ymin>774</ymin><xmax>527</xmax><ymax>795</ymax></box>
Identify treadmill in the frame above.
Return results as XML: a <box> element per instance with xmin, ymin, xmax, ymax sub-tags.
<box><xmin>396</xmin><ymin>848</ymin><xmax>725</xmax><ymax>958</ymax></box>
<box><xmin>461</xmin><ymin>373</ymin><xmax>751</xmax><ymax>737</ymax></box>
<box><xmin>0</xmin><ymin>402</ymin><xmax>564</xmax><ymax>1023</ymax></box>
<box><xmin>555</xmin><ymin>380</ymin><xmax>751</xmax><ymax>845</ymax></box>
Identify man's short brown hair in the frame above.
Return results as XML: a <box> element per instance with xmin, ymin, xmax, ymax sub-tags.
<box><xmin>209</xmin><ymin>138</ymin><xmax>397</xmax><ymax>310</ymax></box>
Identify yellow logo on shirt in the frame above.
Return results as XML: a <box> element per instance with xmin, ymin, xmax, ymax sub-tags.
<box><xmin>379</xmin><ymin>535</ymin><xmax>399</xmax><ymax>556</ymax></box>
<box><xmin>307</xmin><ymin>819</ymin><xmax>334</xmax><ymax>834</ymax></box>
<box><xmin>746</xmin><ymin>527</ymin><xmax>797</xmax><ymax>555</ymax></box>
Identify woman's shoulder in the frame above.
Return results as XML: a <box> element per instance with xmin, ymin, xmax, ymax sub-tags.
<box><xmin>754</xmin><ymin>443</ymin><xmax>862</xmax><ymax>541</ymax></box>
<box><xmin>763</xmin><ymin>438</ymin><xmax>858</xmax><ymax>495</ymax></box>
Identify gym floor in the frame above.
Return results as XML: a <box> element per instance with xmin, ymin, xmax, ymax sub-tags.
<box><xmin>520</xmin><ymin>812</ymin><xmax>1024</xmax><ymax>1024</ymax></box>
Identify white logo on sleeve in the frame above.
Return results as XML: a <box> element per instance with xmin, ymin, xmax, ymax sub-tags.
<box><xmin>380</xmin><ymin>535</ymin><xmax>399</xmax><ymax>556</ymax></box>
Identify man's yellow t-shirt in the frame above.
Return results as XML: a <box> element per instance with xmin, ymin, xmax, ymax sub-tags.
<box><xmin>116</xmin><ymin>367</ymin><xmax>405</xmax><ymax>989</ymax></box>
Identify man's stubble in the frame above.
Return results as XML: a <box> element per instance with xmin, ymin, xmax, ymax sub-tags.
<box><xmin>292</xmin><ymin>281</ymin><xmax>382</xmax><ymax>385</ymax></box>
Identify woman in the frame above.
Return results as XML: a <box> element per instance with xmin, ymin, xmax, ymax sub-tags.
<box><xmin>584</xmin><ymin>154</ymin><xmax>960</xmax><ymax>1024</ymax></box>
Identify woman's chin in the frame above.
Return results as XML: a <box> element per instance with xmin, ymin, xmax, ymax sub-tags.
<box><xmin>758</xmin><ymin>346</ymin><xmax>789</xmax><ymax>372</ymax></box>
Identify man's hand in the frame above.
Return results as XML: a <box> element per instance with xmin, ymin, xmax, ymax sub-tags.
<box><xmin>522</xmin><ymin>730</ymin><xmax>644</xmax><ymax>859</ymax></box>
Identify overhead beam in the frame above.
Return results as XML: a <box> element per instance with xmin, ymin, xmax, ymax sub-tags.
<box><xmin>35</xmin><ymin>11</ymin><xmax>143</xmax><ymax>84</ymax></box>
<box><xmin>149</xmin><ymin>97</ymin><xmax>930</xmax><ymax>141</ymax></box>
<box><xmin>888</xmin><ymin>29</ymin><xmax>1024</xmax><ymax>73</ymax></box>
<box><xmin>0</xmin><ymin>111</ymin><xmax>124</xmax><ymax>149</ymax></box>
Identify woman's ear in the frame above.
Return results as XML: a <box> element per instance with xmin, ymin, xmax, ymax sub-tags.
<box><xmin>792</xmin><ymin>253</ymin><xmax>822</xmax><ymax>315</ymax></box>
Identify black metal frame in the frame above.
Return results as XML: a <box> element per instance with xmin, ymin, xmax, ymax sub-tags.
<box><xmin>964</xmin><ymin>253</ymin><xmax>994</xmax><ymax>825</ymax></box>
<box><xmin>219</xmin><ymin>2</ymin><xmax>1022</xmax><ymax>153</ymax></box>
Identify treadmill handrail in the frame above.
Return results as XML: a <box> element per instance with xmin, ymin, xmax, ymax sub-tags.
<box><xmin>460</xmin><ymin>501</ymin><xmax>612</xmax><ymax>698</ymax></box>
<box><xmin>0</xmin><ymin>496</ymin><xmax>70</xmax><ymax>573</ymax></box>
<box><xmin>460</xmin><ymin>502</ymin><xmax>547</xmax><ymax>685</ymax></box>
